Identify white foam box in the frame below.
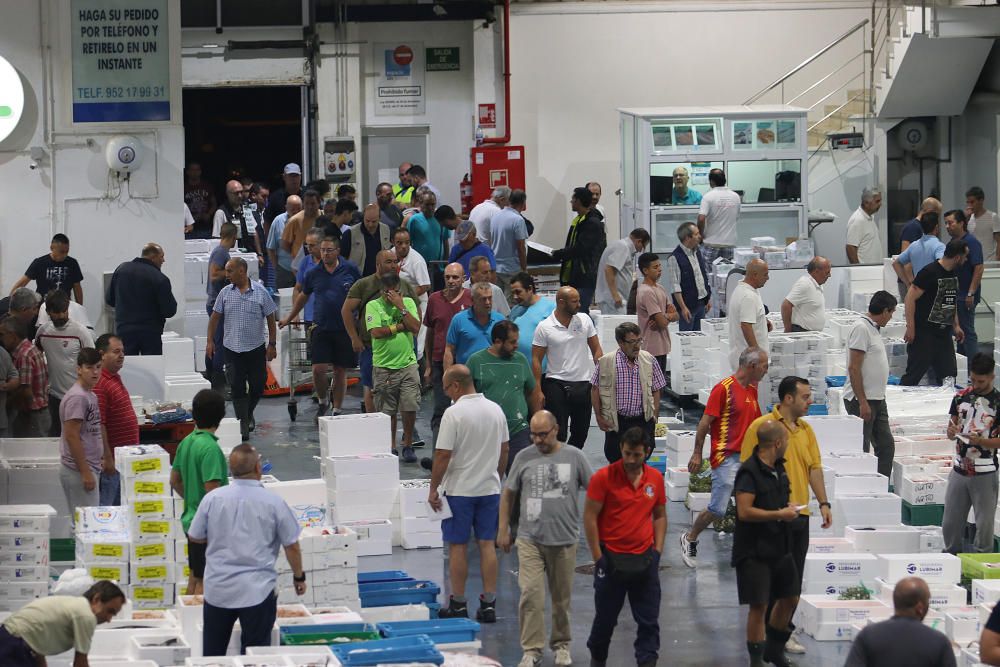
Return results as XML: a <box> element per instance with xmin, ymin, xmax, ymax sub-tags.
<box><xmin>324</xmin><ymin>460</ymin><xmax>400</xmax><ymax>493</ymax></box>
<box><xmin>301</xmin><ymin>525</ymin><xmax>357</xmax><ymax>552</ymax></box>
<box><xmin>318</xmin><ymin>413</ymin><xmax>393</xmax><ymax>457</ymax></box>
<box><xmin>163</xmin><ymin>338</ymin><xmax>196</xmax><ymax>373</ymax></box>
<box><xmin>892</xmin><ymin>457</ymin><xmax>939</xmax><ymax>489</ymax></box>
<box><xmin>945</xmin><ymin>606</ymin><xmax>982</xmax><ymax>643</ymax></box>
<box><xmin>275</xmin><ymin>551</ymin><xmax>315</xmax><ymax>573</ymax></box>
<box><xmin>823</xmin><ymin>453</ymin><xmax>879</xmax><ymax>475</ymax></box>
<box><xmin>339</xmin><ymin>520</ymin><xmax>392</xmax><ymax>557</ymax></box>
<box><xmin>0</xmin><ymin>548</ymin><xmax>48</xmax><ymax>566</ymax></box>
<box><xmin>277</xmin><ymin>586</ymin><xmax>314</xmax><ymax>605</ymax></box>
<box><xmin>0</xmin><ymin>581</ymin><xmax>49</xmax><ymax>603</ymax></box>
<box><xmin>667</xmin><ymin>467</ymin><xmax>690</xmax><ymax>487</ymax></box>
<box><xmin>0</xmin><ymin>564</ymin><xmax>48</xmax><ymax>582</ymax></box>
<box><xmin>897</xmin><ymin>435</ymin><xmax>954</xmax><ymax>457</ymax></box>
<box><xmin>0</xmin><ymin>505</ymin><xmax>55</xmax><ymax>533</ymax></box>
<box><xmin>0</xmin><ymin>533</ymin><xmax>48</xmax><ymax>552</ymax></box>
<box><xmin>130</xmin><ymin>562</ymin><xmax>175</xmax><ymax>586</ymax></box>
<box><xmin>796</xmin><ymin>594</ymin><xmax>892</xmax><ymax>641</ymax></box>
<box><xmin>686</xmin><ymin>492</ymin><xmax>710</xmax><ymax>512</ymax></box>
<box><xmin>116</xmin><ymin>445</ymin><xmax>171</xmax><ymax>480</ymax></box>
<box><xmin>311</xmin><ymin>583</ymin><xmax>361</xmax><ymax>605</ymax></box>
<box><xmin>897</xmin><ymin>474</ymin><xmax>948</xmax><ymax>505</ymax></box>
<box><xmin>234</xmin><ymin>658</ymin><xmax>294</xmax><ymax>667</ymax></box>
<box><xmin>878</xmin><ymin>553</ymin><xmax>961</xmax><ymax>584</ymax></box>
<box><xmin>833</xmin><ymin>493</ymin><xmax>902</xmax><ymax>535</ymax></box>
<box><xmin>803</xmin><ymin>415</ymin><xmax>864</xmax><ymax>454</ymax></box>
<box><xmin>844</xmin><ymin>526</ymin><xmax>921</xmax><ymax>554</ymax></box>
<box><xmin>185</xmin><ymin>659</ymin><xmax>239</xmax><ymax>666</ymax></box>
<box><xmin>834</xmin><ymin>473</ymin><xmax>888</xmax><ymax>495</ymax></box>
<box><xmin>666</xmin><ymin>480</ymin><xmax>687</xmax><ymax>502</ymax></box>
<box><xmin>401</xmin><ymin>530</ymin><xmax>443</xmax><ymax>550</ymax></box>
<box><xmin>263</xmin><ymin>479</ymin><xmax>326</xmax><ymax>507</ymax></box>
<box><xmin>174</xmin><ymin>540</ymin><xmax>189</xmax><ymax>562</ymax></box>
<box><xmin>920</xmin><ymin>526</ymin><xmax>945</xmax><ymax>553</ymax></box>
<box><xmin>807</xmin><ymin>538</ymin><xmax>855</xmax><ymax>553</ymax></box>
<box><xmin>327</xmin><ymin>493</ymin><xmax>395</xmax><ymax>523</ymax></box>
<box><xmin>981</xmin><ymin>601</ymin><xmax>997</xmax><ymax>630</ymax></box>
<box><xmin>120</xmin><ymin>475</ymin><xmax>172</xmax><ymax>502</ymax></box>
<box><xmin>973</xmin><ymin>579</ymin><xmax>1000</xmax><ymax>605</ymax></box>
<box><xmin>873</xmin><ymin>577</ymin><xmax>966</xmax><ymax>608</ymax></box>
<box><xmin>246</xmin><ymin>645</ymin><xmax>338</xmax><ymax>657</ymax></box>
<box><xmin>128</xmin><ymin>584</ymin><xmax>177</xmax><ymax>609</ymax></box>
<box><xmin>82</xmin><ymin>561</ymin><xmax>130</xmax><ymax>585</ymax></box>
<box><xmin>128</xmin><ymin>498</ymin><xmax>175</xmax><ymax>521</ymax></box>
<box><xmin>128</xmin><ymin>517</ymin><xmax>178</xmax><ymax>541</ymax></box>
<box><xmin>74</xmin><ymin>506</ymin><xmax>128</xmax><ymax>535</ymax></box>
<box><xmin>128</xmin><ymin>633</ymin><xmax>191</xmax><ymax>664</ymax></box>
<box><xmin>803</xmin><ymin>553</ymin><xmax>880</xmax><ymax>583</ymax></box>
<box><xmin>398</xmin><ymin>480</ymin><xmax>432</xmax><ymax>519</ymax></box>
<box><xmin>76</xmin><ymin>532</ymin><xmax>131</xmax><ymax>563</ymax></box>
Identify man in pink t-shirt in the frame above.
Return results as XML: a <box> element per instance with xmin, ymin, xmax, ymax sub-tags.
<box><xmin>636</xmin><ymin>252</ymin><xmax>678</xmax><ymax>372</ymax></box>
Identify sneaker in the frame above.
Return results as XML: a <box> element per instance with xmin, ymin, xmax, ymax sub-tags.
<box><xmin>437</xmin><ymin>597</ymin><xmax>468</xmax><ymax>619</ymax></box>
<box><xmin>554</xmin><ymin>646</ymin><xmax>572</xmax><ymax>666</ymax></box>
<box><xmin>420</xmin><ymin>457</ymin><xmax>433</xmax><ymax>471</ymax></box>
<box><xmin>518</xmin><ymin>653</ymin><xmax>542</xmax><ymax>667</ymax></box>
<box><xmin>401</xmin><ymin>446</ymin><xmax>418</xmax><ymax>463</ymax></box>
<box><xmin>785</xmin><ymin>633</ymin><xmax>806</xmax><ymax>654</ymax></box>
<box><xmin>679</xmin><ymin>532</ymin><xmax>698</xmax><ymax>568</ymax></box>
<box><xmin>411</xmin><ymin>439</ymin><xmax>425</xmax><ymax>449</ymax></box>
<box><xmin>475</xmin><ymin>596</ymin><xmax>496</xmax><ymax>623</ymax></box>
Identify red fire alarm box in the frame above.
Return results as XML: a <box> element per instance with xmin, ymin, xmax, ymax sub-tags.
<box><xmin>470</xmin><ymin>145</ymin><xmax>526</xmax><ymax>204</ymax></box>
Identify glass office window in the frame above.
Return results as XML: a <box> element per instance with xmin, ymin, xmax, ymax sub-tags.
<box><xmin>649</xmin><ymin>161</ymin><xmax>724</xmax><ymax>206</ymax></box>
<box><xmin>726</xmin><ymin>160</ymin><xmax>801</xmax><ymax>203</ymax></box>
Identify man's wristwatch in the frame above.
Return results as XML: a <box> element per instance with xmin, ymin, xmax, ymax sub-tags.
<box><xmin>293</xmin><ymin>573</ymin><xmax>306</xmax><ymax>583</ymax></box>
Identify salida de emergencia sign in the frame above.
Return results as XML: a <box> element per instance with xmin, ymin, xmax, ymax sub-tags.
<box><xmin>375</xmin><ymin>42</ymin><xmax>425</xmax><ymax>117</ymax></box>
<box><xmin>71</xmin><ymin>0</ymin><xmax>170</xmax><ymax>122</ymax></box>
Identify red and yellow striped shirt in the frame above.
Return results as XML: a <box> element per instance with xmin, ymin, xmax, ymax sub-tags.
<box><xmin>704</xmin><ymin>375</ymin><xmax>760</xmax><ymax>468</ymax></box>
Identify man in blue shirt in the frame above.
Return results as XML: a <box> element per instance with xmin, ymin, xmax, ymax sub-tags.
<box><xmin>510</xmin><ymin>273</ymin><xmax>556</xmax><ymax>369</ymax></box>
<box><xmin>445</xmin><ymin>282</ymin><xmax>506</xmax><ymax>367</ymax></box>
<box><xmin>672</xmin><ymin>166</ymin><xmax>703</xmax><ymax>205</ymax></box>
<box><xmin>899</xmin><ymin>197</ymin><xmax>943</xmax><ymax>251</ymax></box>
<box><xmin>189</xmin><ymin>443</ymin><xmax>305</xmax><ymax>656</ymax></box>
<box><xmin>893</xmin><ymin>213</ymin><xmax>944</xmax><ymax>293</ymax></box>
<box><xmin>291</xmin><ymin>229</ymin><xmax>322</xmax><ymax>324</ymax></box>
<box><xmin>266</xmin><ymin>195</ymin><xmax>302</xmax><ymax>289</ymax></box>
<box><xmin>489</xmin><ymin>190</ymin><xmax>529</xmax><ymax>297</ymax></box>
<box><xmin>450</xmin><ymin>220</ymin><xmax>496</xmax><ymax>280</ymax></box>
<box><xmin>945</xmin><ymin>209</ymin><xmax>984</xmax><ymax>359</ymax></box>
<box><xmin>281</xmin><ymin>236</ymin><xmax>361</xmax><ymax>419</ymax></box>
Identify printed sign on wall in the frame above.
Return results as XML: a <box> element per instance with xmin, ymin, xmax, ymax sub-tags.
<box><xmin>374</xmin><ymin>42</ymin><xmax>425</xmax><ymax>116</ymax></box>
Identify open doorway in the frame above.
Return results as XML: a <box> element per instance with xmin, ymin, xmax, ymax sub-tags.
<box><xmin>182</xmin><ymin>86</ymin><xmax>304</xmax><ymax>208</ymax></box>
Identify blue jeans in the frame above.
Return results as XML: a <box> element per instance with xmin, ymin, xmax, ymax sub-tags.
<box><xmin>708</xmin><ymin>453</ymin><xmax>741</xmax><ymax>516</ymax></box>
<box><xmin>588</xmin><ymin>547</ymin><xmax>661</xmax><ymax>664</ymax></box>
<box><xmin>99</xmin><ymin>470</ymin><xmax>121</xmax><ymax>506</ymax></box>
<box><xmin>677</xmin><ymin>300</ymin><xmax>706</xmax><ymax>332</ymax></box>
<box><xmin>957</xmin><ymin>296</ymin><xmax>979</xmax><ymax>360</ymax></box>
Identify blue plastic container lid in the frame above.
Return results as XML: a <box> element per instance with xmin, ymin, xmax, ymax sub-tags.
<box><xmin>357</xmin><ymin>570</ymin><xmax>414</xmax><ymax>584</ymax></box>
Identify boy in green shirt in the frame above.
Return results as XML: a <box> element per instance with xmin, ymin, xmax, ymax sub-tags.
<box><xmin>366</xmin><ymin>273</ymin><xmax>422</xmax><ymax>462</ymax></box>
<box><xmin>170</xmin><ymin>388</ymin><xmax>229</xmax><ymax>594</ymax></box>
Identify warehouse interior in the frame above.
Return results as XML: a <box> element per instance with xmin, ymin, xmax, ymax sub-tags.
<box><xmin>6</xmin><ymin>0</ymin><xmax>1000</xmax><ymax>665</ymax></box>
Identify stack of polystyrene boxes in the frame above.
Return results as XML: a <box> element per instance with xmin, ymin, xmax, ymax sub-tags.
<box><xmin>665</xmin><ymin>430</ymin><xmax>696</xmax><ymax>471</ymax></box>
<box><xmin>668</xmin><ymin>331</ymin><xmax>710</xmax><ymax>395</ymax></box>
<box><xmin>215</xmin><ymin>417</ymin><xmax>242</xmax><ymax>459</ymax></box>
<box><xmin>0</xmin><ymin>505</ymin><xmax>54</xmax><ymax>610</ymax></box>
<box><xmin>596</xmin><ymin>314</ymin><xmax>637</xmax><ymax>354</ymax></box>
<box><xmin>115</xmin><ymin>445</ymin><xmax>178</xmax><ymax>610</ymax></box>
<box><xmin>665</xmin><ymin>467</ymin><xmax>689</xmax><ymax>502</ymax></box>
<box><xmin>397</xmin><ymin>479</ymin><xmax>443</xmax><ymax>550</ymax></box>
<box><xmin>75</xmin><ymin>506</ymin><xmax>131</xmax><ymax>590</ymax></box>
<box><xmin>283</xmin><ymin>525</ymin><xmax>361</xmax><ymax>609</ymax></box>
<box><xmin>697</xmin><ymin>318</ymin><xmax>729</xmax><ymax>388</ymax></box>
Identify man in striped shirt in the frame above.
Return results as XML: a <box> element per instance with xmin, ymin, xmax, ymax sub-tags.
<box><xmin>680</xmin><ymin>346</ymin><xmax>768</xmax><ymax>568</ymax></box>
<box><xmin>93</xmin><ymin>334</ymin><xmax>139</xmax><ymax>505</ymax></box>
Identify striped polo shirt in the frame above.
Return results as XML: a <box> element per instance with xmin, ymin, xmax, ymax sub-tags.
<box><xmin>93</xmin><ymin>368</ymin><xmax>139</xmax><ymax>449</ymax></box>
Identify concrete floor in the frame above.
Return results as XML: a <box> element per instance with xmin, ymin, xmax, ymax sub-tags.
<box><xmin>247</xmin><ymin>388</ymin><xmax>856</xmax><ymax>667</ymax></box>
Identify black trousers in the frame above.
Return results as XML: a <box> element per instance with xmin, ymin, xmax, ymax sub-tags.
<box><xmin>542</xmin><ymin>377</ymin><xmax>592</xmax><ymax>449</ymax></box>
<box><xmin>224</xmin><ymin>344</ymin><xmax>267</xmax><ymax>412</ymax></box>
<box><xmin>588</xmin><ymin>547</ymin><xmax>661</xmax><ymax>664</ymax></box>
<box><xmin>767</xmin><ymin>514</ymin><xmax>809</xmax><ymax>625</ymax></box>
<box><xmin>901</xmin><ymin>329</ymin><xmax>956</xmax><ymax>386</ymax></box>
<box><xmin>118</xmin><ymin>325</ymin><xmax>163</xmax><ymax>355</ymax></box>
<box><xmin>202</xmin><ymin>591</ymin><xmax>277</xmax><ymax>656</ymax></box>
<box><xmin>604</xmin><ymin>415</ymin><xmax>655</xmax><ymax>463</ymax></box>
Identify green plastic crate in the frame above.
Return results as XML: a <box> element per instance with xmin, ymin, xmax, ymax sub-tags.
<box><xmin>280</xmin><ymin>624</ymin><xmax>380</xmax><ymax>645</ymax></box>
<box><xmin>995</xmin><ymin>535</ymin><xmax>1000</xmax><ymax>554</ymax></box>
<box><xmin>959</xmin><ymin>553</ymin><xmax>1000</xmax><ymax>580</ymax></box>
<box><xmin>50</xmin><ymin>538</ymin><xmax>74</xmax><ymax>563</ymax></box>
<box><xmin>901</xmin><ymin>501</ymin><xmax>944</xmax><ymax>526</ymax></box>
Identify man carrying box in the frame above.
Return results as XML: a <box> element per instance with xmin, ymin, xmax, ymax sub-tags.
<box><xmin>941</xmin><ymin>352</ymin><xmax>1000</xmax><ymax>554</ymax></box>
<box><xmin>170</xmin><ymin>388</ymin><xmax>229</xmax><ymax>596</ymax></box>
<box><xmin>680</xmin><ymin>346</ymin><xmax>767</xmax><ymax>569</ymax></box>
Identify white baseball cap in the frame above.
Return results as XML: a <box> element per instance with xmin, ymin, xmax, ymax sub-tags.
<box><xmin>283</xmin><ymin>163</ymin><xmax>302</xmax><ymax>175</ymax></box>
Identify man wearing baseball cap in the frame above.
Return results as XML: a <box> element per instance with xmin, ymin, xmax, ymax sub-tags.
<box><xmin>264</xmin><ymin>162</ymin><xmax>303</xmax><ymax>226</ymax></box>
<box><xmin>449</xmin><ymin>220</ymin><xmax>496</xmax><ymax>281</ymax></box>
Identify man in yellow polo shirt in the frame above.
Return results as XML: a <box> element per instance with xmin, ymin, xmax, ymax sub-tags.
<box><xmin>741</xmin><ymin>375</ymin><xmax>833</xmax><ymax>658</ymax></box>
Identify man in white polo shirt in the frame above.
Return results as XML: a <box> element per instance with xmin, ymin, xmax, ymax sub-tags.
<box><xmin>532</xmin><ymin>286</ymin><xmax>603</xmax><ymax>450</ymax></box>
<box><xmin>846</xmin><ymin>187</ymin><xmax>883</xmax><ymax>264</ymax></box>
<box><xmin>697</xmin><ymin>168</ymin><xmax>742</xmax><ymax>264</ymax></box>
<box><xmin>728</xmin><ymin>259</ymin><xmax>770</xmax><ymax>372</ymax></box>
<box><xmin>781</xmin><ymin>256</ymin><xmax>831</xmax><ymax>333</ymax></box>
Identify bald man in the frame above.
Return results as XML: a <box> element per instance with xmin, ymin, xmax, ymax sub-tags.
<box><xmin>781</xmin><ymin>256</ymin><xmax>831</xmax><ymax>332</ymax></box>
<box><xmin>899</xmin><ymin>197</ymin><xmax>944</xmax><ymax>252</ymax></box>
<box><xmin>105</xmin><ymin>243</ymin><xmax>177</xmax><ymax>355</ymax></box>
<box><xmin>728</xmin><ymin>259</ymin><xmax>771</xmax><ymax>371</ymax></box>
<box><xmin>213</xmin><ymin>179</ymin><xmax>264</xmax><ymax>261</ymax></box>
<box><xmin>267</xmin><ymin>194</ymin><xmax>303</xmax><ymax>288</ymax></box>
<box><xmin>342</xmin><ymin>203</ymin><xmax>392</xmax><ymax>277</ymax></box>
<box><xmin>188</xmin><ymin>443</ymin><xmax>305</xmax><ymax>656</ymax></box>
<box><xmin>845</xmin><ymin>576</ymin><xmax>954</xmax><ymax>667</ymax></box>
<box><xmin>430</xmin><ymin>364</ymin><xmax>509</xmax><ymax>623</ymax></box>
<box><xmin>499</xmin><ymin>410</ymin><xmax>593</xmax><ymax>667</ymax></box>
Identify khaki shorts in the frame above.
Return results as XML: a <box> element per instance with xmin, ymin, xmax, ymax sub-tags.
<box><xmin>373</xmin><ymin>364</ymin><xmax>421</xmax><ymax>414</ymax></box>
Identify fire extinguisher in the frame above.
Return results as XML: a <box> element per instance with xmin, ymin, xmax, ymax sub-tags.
<box><xmin>460</xmin><ymin>173</ymin><xmax>474</xmax><ymax>215</ymax></box>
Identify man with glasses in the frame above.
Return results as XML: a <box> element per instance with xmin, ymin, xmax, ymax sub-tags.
<box><xmin>591</xmin><ymin>322</ymin><xmax>666</xmax><ymax>463</ymax></box>
<box><xmin>498</xmin><ymin>410</ymin><xmax>593</xmax><ymax>667</ymax></box>
<box><xmin>213</xmin><ymin>180</ymin><xmax>263</xmax><ymax>264</ymax></box>
<box><xmin>393</xmin><ymin>161</ymin><xmax>414</xmax><ymax>207</ymax></box>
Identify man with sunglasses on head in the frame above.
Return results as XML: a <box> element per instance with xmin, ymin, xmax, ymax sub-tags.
<box><xmin>498</xmin><ymin>410</ymin><xmax>593</xmax><ymax>667</ymax></box>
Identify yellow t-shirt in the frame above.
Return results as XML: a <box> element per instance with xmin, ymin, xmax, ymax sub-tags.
<box><xmin>740</xmin><ymin>405</ymin><xmax>822</xmax><ymax>515</ymax></box>
<box><xmin>3</xmin><ymin>596</ymin><xmax>97</xmax><ymax>655</ymax></box>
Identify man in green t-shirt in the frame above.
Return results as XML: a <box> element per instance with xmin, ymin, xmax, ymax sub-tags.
<box><xmin>169</xmin><ymin>388</ymin><xmax>229</xmax><ymax>595</ymax></box>
<box><xmin>366</xmin><ymin>272</ymin><xmax>422</xmax><ymax>463</ymax></box>
<box><xmin>467</xmin><ymin>319</ymin><xmax>538</xmax><ymax>473</ymax></box>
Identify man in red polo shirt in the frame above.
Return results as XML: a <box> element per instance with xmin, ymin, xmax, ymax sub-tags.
<box><xmin>584</xmin><ymin>426</ymin><xmax>666</xmax><ymax>667</ymax></box>
<box><xmin>93</xmin><ymin>334</ymin><xmax>139</xmax><ymax>505</ymax></box>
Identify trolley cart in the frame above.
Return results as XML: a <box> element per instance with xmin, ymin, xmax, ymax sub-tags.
<box><xmin>285</xmin><ymin>321</ymin><xmax>314</xmax><ymax>421</ymax></box>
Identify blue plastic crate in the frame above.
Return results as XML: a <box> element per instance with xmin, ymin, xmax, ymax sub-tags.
<box><xmin>359</xmin><ymin>580</ymin><xmax>441</xmax><ymax>607</ymax></box>
<box><xmin>825</xmin><ymin>375</ymin><xmax>846</xmax><ymax>388</ymax></box>
<box><xmin>426</xmin><ymin>601</ymin><xmax>440</xmax><ymax>618</ymax></box>
<box><xmin>807</xmin><ymin>404</ymin><xmax>828</xmax><ymax>416</ymax></box>
<box><xmin>377</xmin><ymin>618</ymin><xmax>480</xmax><ymax>644</ymax></box>
<box><xmin>330</xmin><ymin>635</ymin><xmax>444</xmax><ymax>666</ymax></box>
<box><xmin>357</xmin><ymin>570</ymin><xmax>414</xmax><ymax>585</ymax></box>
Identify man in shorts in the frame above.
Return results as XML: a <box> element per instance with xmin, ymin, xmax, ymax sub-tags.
<box><xmin>365</xmin><ymin>273</ymin><xmax>422</xmax><ymax>462</ymax></box>
<box><xmin>733</xmin><ymin>420</ymin><xmax>800</xmax><ymax>667</ymax></box>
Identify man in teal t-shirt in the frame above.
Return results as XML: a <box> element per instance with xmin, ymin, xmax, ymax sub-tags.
<box><xmin>366</xmin><ymin>273</ymin><xmax>422</xmax><ymax>462</ymax></box>
<box><xmin>467</xmin><ymin>319</ymin><xmax>537</xmax><ymax>473</ymax></box>
<box><xmin>170</xmin><ymin>388</ymin><xmax>229</xmax><ymax>595</ymax></box>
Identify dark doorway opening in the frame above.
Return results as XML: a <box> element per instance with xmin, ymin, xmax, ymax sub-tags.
<box><xmin>182</xmin><ymin>86</ymin><xmax>303</xmax><ymax>204</ymax></box>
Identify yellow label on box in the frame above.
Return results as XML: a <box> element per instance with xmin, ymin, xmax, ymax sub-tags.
<box><xmin>134</xmin><ymin>543</ymin><xmax>166</xmax><ymax>559</ymax></box>
<box><xmin>132</xmin><ymin>587</ymin><xmax>165</xmax><ymax>600</ymax></box>
<box><xmin>133</xmin><ymin>500</ymin><xmax>165</xmax><ymax>514</ymax></box>
<box><xmin>138</xmin><ymin>521</ymin><xmax>170</xmax><ymax>535</ymax></box>
<box><xmin>89</xmin><ymin>566</ymin><xmax>123</xmax><ymax>579</ymax></box>
<box><xmin>182</xmin><ymin>565</ymin><xmax>191</xmax><ymax>577</ymax></box>
<box><xmin>133</xmin><ymin>481</ymin><xmax>165</xmax><ymax>495</ymax></box>
<box><xmin>92</xmin><ymin>544</ymin><xmax>123</xmax><ymax>558</ymax></box>
<box><xmin>131</xmin><ymin>459</ymin><xmax>162</xmax><ymax>474</ymax></box>
<box><xmin>137</xmin><ymin>565</ymin><xmax>168</xmax><ymax>579</ymax></box>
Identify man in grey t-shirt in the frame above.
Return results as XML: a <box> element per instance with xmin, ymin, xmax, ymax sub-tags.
<box><xmin>498</xmin><ymin>410</ymin><xmax>593</xmax><ymax>667</ymax></box>
<box><xmin>0</xmin><ymin>346</ymin><xmax>19</xmax><ymax>437</ymax></box>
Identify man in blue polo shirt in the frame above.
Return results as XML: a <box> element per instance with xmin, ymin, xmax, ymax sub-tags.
<box><xmin>893</xmin><ymin>212</ymin><xmax>944</xmax><ymax>294</ymax></box>
<box><xmin>279</xmin><ymin>236</ymin><xmax>361</xmax><ymax>419</ymax></box>
<box><xmin>945</xmin><ymin>209</ymin><xmax>984</xmax><ymax>359</ymax></box>
<box><xmin>444</xmin><ymin>282</ymin><xmax>505</xmax><ymax>368</ymax></box>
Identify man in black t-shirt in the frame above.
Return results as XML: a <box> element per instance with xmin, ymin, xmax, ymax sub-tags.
<box><xmin>901</xmin><ymin>238</ymin><xmax>968</xmax><ymax>386</ymax></box>
<box><xmin>9</xmin><ymin>234</ymin><xmax>84</xmax><ymax>305</ymax></box>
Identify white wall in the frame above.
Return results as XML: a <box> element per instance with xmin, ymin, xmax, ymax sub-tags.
<box><xmin>0</xmin><ymin>0</ymin><xmax>186</xmax><ymax>335</ymax></box>
<box><xmin>508</xmin><ymin>2</ymin><xmax>872</xmax><ymax>248</ymax></box>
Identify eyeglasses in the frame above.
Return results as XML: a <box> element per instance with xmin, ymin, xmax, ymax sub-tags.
<box><xmin>320</xmin><ymin>248</ymin><xmax>338</xmax><ymax>254</ymax></box>
<box><xmin>622</xmin><ymin>338</ymin><xmax>643</xmax><ymax>346</ymax></box>
<box><xmin>530</xmin><ymin>427</ymin><xmax>555</xmax><ymax>439</ymax></box>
